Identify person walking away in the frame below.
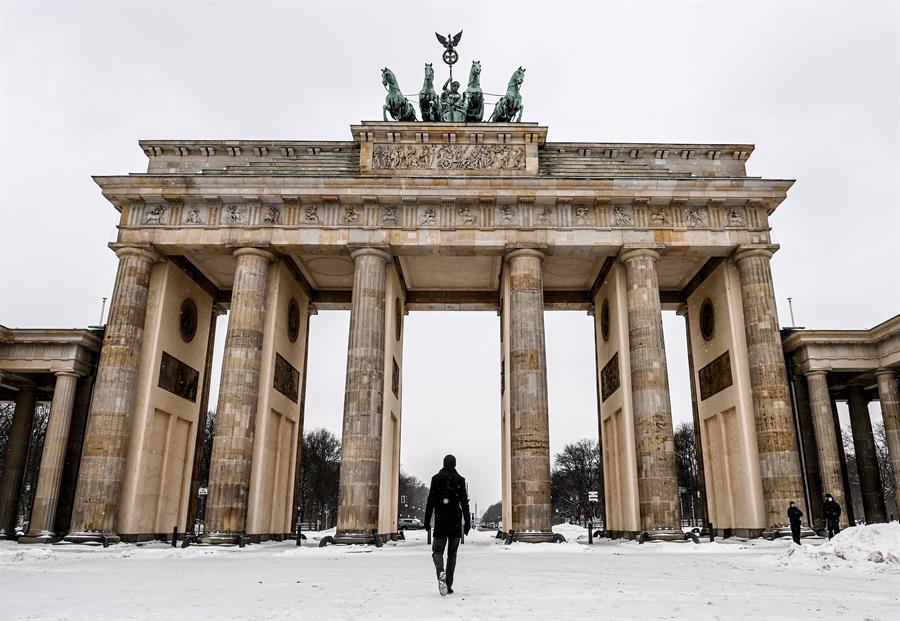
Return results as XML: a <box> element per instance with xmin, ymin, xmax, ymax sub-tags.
<box><xmin>424</xmin><ymin>454</ymin><xmax>471</xmax><ymax>596</ymax></box>
<box><xmin>787</xmin><ymin>501</ymin><xmax>803</xmax><ymax>545</ymax></box>
<box><xmin>823</xmin><ymin>493</ymin><xmax>842</xmax><ymax>539</ymax></box>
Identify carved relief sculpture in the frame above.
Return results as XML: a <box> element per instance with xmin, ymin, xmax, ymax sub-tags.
<box><xmin>382</xmin><ymin>206</ymin><xmax>398</xmax><ymax>225</ymax></box>
<box><xmin>575</xmin><ymin>206</ymin><xmax>590</xmax><ymax>225</ymax></box>
<box><xmin>185</xmin><ymin>208</ymin><xmax>202</xmax><ymax>224</ymax></box>
<box><xmin>372</xmin><ymin>143</ymin><xmax>525</xmax><ymax>171</ymax></box>
<box><xmin>420</xmin><ymin>208</ymin><xmax>437</xmax><ymax>225</ymax></box>
<box><xmin>457</xmin><ymin>206</ymin><xmax>477</xmax><ymax>225</ymax></box>
<box><xmin>537</xmin><ymin>207</ymin><xmax>554</xmax><ymax>225</ymax></box>
<box><xmin>500</xmin><ymin>205</ymin><xmax>515</xmax><ymax>223</ymax></box>
<box><xmin>687</xmin><ymin>208</ymin><xmax>705</xmax><ymax>228</ymax></box>
<box><xmin>304</xmin><ymin>205</ymin><xmax>319</xmax><ymax>223</ymax></box>
<box><xmin>727</xmin><ymin>209</ymin><xmax>745</xmax><ymax>227</ymax></box>
<box><xmin>613</xmin><ymin>206</ymin><xmax>632</xmax><ymax>226</ymax></box>
<box><xmin>263</xmin><ymin>206</ymin><xmax>281</xmax><ymax>225</ymax></box>
<box><xmin>224</xmin><ymin>205</ymin><xmax>243</xmax><ymax>224</ymax></box>
<box><xmin>343</xmin><ymin>206</ymin><xmax>360</xmax><ymax>224</ymax></box>
<box><xmin>143</xmin><ymin>205</ymin><xmax>167</xmax><ymax>225</ymax></box>
<box><xmin>650</xmin><ymin>207</ymin><xmax>669</xmax><ymax>225</ymax></box>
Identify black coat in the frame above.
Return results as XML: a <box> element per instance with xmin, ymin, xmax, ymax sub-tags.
<box><xmin>424</xmin><ymin>467</ymin><xmax>471</xmax><ymax>538</ymax></box>
<box><xmin>824</xmin><ymin>498</ymin><xmax>842</xmax><ymax>522</ymax></box>
<box><xmin>787</xmin><ymin>506</ymin><xmax>803</xmax><ymax>526</ymax></box>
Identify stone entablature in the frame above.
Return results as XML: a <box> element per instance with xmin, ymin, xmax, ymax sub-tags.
<box><xmin>0</xmin><ymin>327</ymin><xmax>102</xmax><ymax>378</ymax></box>
<box><xmin>136</xmin><ymin>122</ymin><xmax>754</xmax><ymax>179</ymax></box>
<box><xmin>783</xmin><ymin>315</ymin><xmax>900</xmax><ymax>375</ymax></box>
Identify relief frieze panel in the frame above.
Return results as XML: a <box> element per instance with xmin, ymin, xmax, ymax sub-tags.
<box><xmin>371</xmin><ymin>143</ymin><xmax>526</xmax><ymax>171</ymax></box>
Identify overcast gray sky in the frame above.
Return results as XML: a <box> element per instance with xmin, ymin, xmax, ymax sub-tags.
<box><xmin>2</xmin><ymin>1</ymin><xmax>898</xmax><ymax>513</ymax></box>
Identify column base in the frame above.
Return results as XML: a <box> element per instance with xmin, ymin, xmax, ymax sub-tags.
<box><xmin>643</xmin><ymin>529</ymin><xmax>686</xmax><ymax>542</ymax></box>
<box><xmin>512</xmin><ymin>531</ymin><xmax>556</xmax><ymax>543</ymax></box>
<box><xmin>763</xmin><ymin>526</ymin><xmax>816</xmax><ymax>540</ymax></box>
<box><xmin>19</xmin><ymin>530</ymin><xmax>63</xmax><ymax>544</ymax></box>
<box><xmin>63</xmin><ymin>531</ymin><xmax>121</xmax><ymax>545</ymax></box>
<box><xmin>332</xmin><ymin>530</ymin><xmax>376</xmax><ymax>545</ymax></box>
<box><xmin>198</xmin><ymin>532</ymin><xmax>247</xmax><ymax>545</ymax></box>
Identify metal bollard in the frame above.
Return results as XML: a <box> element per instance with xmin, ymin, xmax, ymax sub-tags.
<box><xmin>588</xmin><ymin>521</ymin><xmax>593</xmax><ymax>545</ymax></box>
<box><xmin>172</xmin><ymin>527</ymin><xmax>178</xmax><ymax>548</ymax></box>
<box><xmin>371</xmin><ymin>529</ymin><xmax>383</xmax><ymax>548</ymax></box>
<box><xmin>238</xmin><ymin>536</ymin><xmax>245</xmax><ymax>548</ymax></box>
<box><xmin>504</xmin><ymin>529</ymin><xmax>515</xmax><ymax>545</ymax></box>
<box><xmin>296</xmin><ymin>524</ymin><xmax>302</xmax><ymax>547</ymax></box>
<box><xmin>708</xmin><ymin>522</ymin><xmax>714</xmax><ymax>543</ymax></box>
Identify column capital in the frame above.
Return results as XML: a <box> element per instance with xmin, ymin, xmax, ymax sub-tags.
<box><xmin>875</xmin><ymin>368</ymin><xmax>898</xmax><ymax>380</ymax></box>
<box><xmin>111</xmin><ymin>244</ymin><xmax>159</xmax><ymax>263</ymax></box>
<box><xmin>804</xmin><ymin>369</ymin><xmax>830</xmax><ymax>379</ymax></box>
<box><xmin>619</xmin><ymin>246</ymin><xmax>660</xmax><ymax>263</ymax></box>
<box><xmin>53</xmin><ymin>370</ymin><xmax>81</xmax><ymax>379</ymax></box>
<box><xmin>349</xmin><ymin>247</ymin><xmax>392</xmax><ymax>262</ymax></box>
<box><xmin>505</xmin><ymin>248</ymin><xmax>545</xmax><ymax>262</ymax></box>
<box><xmin>732</xmin><ymin>244</ymin><xmax>780</xmax><ymax>263</ymax></box>
<box><xmin>232</xmin><ymin>247</ymin><xmax>275</xmax><ymax>262</ymax></box>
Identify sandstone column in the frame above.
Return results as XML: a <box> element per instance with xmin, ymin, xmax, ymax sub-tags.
<box><xmin>22</xmin><ymin>372</ymin><xmax>80</xmax><ymax>542</ymax></box>
<box><xmin>875</xmin><ymin>369</ymin><xmax>900</xmax><ymax>518</ymax></box>
<box><xmin>620</xmin><ymin>247</ymin><xmax>680</xmax><ymax>538</ymax></box>
<box><xmin>805</xmin><ymin>371</ymin><xmax>848</xmax><ymax>528</ymax></box>
<box><xmin>791</xmin><ymin>374</ymin><xmax>823</xmax><ymax>528</ymax></box>
<box><xmin>830</xmin><ymin>397</ymin><xmax>856</xmax><ymax>525</ymax></box>
<box><xmin>733</xmin><ymin>246</ymin><xmax>805</xmax><ymax>530</ymax></box>
<box><xmin>680</xmin><ymin>308</ymin><xmax>709</xmax><ymax>530</ymax></box>
<box><xmin>202</xmin><ymin>248</ymin><xmax>274</xmax><ymax>544</ymax></box>
<box><xmin>0</xmin><ymin>385</ymin><xmax>37</xmax><ymax>538</ymax></box>
<box><xmin>65</xmin><ymin>246</ymin><xmax>156</xmax><ymax>544</ymax></box>
<box><xmin>335</xmin><ymin>248</ymin><xmax>390</xmax><ymax>544</ymax></box>
<box><xmin>506</xmin><ymin>249</ymin><xmax>553</xmax><ymax>542</ymax></box>
<box><xmin>847</xmin><ymin>384</ymin><xmax>887</xmax><ymax>523</ymax></box>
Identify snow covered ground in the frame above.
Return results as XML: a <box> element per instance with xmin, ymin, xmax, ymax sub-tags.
<box><xmin>1</xmin><ymin>524</ymin><xmax>898</xmax><ymax>620</ymax></box>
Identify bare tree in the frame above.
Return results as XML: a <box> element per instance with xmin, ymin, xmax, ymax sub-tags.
<box><xmin>298</xmin><ymin>427</ymin><xmax>341</xmax><ymax>530</ymax></box>
<box><xmin>873</xmin><ymin>422</ymin><xmax>897</xmax><ymax>519</ymax></box>
<box><xmin>398</xmin><ymin>470</ymin><xmax>429</xmax><ymax>520</ymax></box>
<box><xmin>0</xmin><ymin>402</ymin><xmax>14</xmax><ymax>476</ymax></box>
<box><xmin>674</xmin><ymin>421</ymin><xmax>702</xmax><ymax>525</ymax></box>
<box><xmin>550</xmin><ymin>438</ymin><xmax>602</xmax><ymax>524</ymax></box>
<box><xmin>17</xmin><ymin>403</ymin><xmax>50</xmax><ymax>527</ymax></box>
<box><xmin>480</xmin><ymin>500</ymin><xmax>502</xmax><ymax>526</ymax></box>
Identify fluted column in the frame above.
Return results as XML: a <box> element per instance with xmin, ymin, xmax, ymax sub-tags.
<box><xmin>805</xmin><ymin>371</ymin><xmax>848</xmax><ymax>528</ymax></box>
<box><xmin>0</xmin><ymin>385</ymin><xmax>37</xmax><ymax>538</ymax></box>
<box><xmin>506</xmin><ymin>249</ymin><xmax>553</xmax><ymax>543</ymax></box>
<box><xmin>733</xmin><ymin>246</ymin><xmax>805</xmax><ymax>530</ymax></box>
<box><xmin>22</xmin><ymin>372</ymin><xmax>79</xmax><ymax>542</ymax></box>
<box><xmin>66</xmin><ymin>246</ymin><xmax>156</xmax><ymax>544</ymax></box>
<box><xmin>620</xmin><ymin>247</ymin><xmax>680</xmax><ymax>537</ymax></box>
<box><xmin>875</xmin><ymin>370</ymin><xmax>900</xmax><ymax>518</ymax></box>
<box><xmin>335</xmin><ymin>248</ymin><xmax>390</xmax><ymax>544</ymax></box>
<box><xmin>847</xmin><ymin>384</ymin><xmax>887</xmax><ymax>523</ymax></box>
<box><xmin>202</xmin><ymin>248</ymin><xmax>274</xmax><ymax>544</ymax></box>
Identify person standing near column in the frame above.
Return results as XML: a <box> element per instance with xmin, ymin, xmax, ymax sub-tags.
<box><xmin>823</xmin><ymin>493</ymin><xmax>842</xmax><ymax>539</ymax></box>
<box><xmin>424</xmin><ymin>454</ymin><xmax>470</xmax><ymax>597</ymax></box>
<box><xmin>787</xmin><ymin>502</ymin><xmax>803</xmax><ymax>545</ymax></box>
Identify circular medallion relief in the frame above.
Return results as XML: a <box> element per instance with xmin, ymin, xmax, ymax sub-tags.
<box><xmin>600</xmin><ymin>299</ymin><xmax>610</xmax><ymax>342</ymax></box>
<box><xmin>699</xmin><ymin>298</ymin><xmax>715</xmax><ymax>341</ymax></box>
<box><xmin>288</xmin><ymin>298</ymin><xmax>301</xmax><ymax>343</ymax></box>
<box><xmin>179</xmin><ymin>298</ymin><xmax>198</xmax><ymax>343</ymax></box>
<box><xmin>395</xmin><ymin>297</ymin><xmax>403</xmax><ymax>341</ymax></box>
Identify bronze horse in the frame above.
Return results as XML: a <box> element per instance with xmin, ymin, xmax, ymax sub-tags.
<box><xmin>382</xmin><ymin>68</ymin><xmax>416</xmax><ymax>122</ymax></box>
<box><xmin>418</xmin><ymin>63</ymin><xmax>441</xmax><ymax>122</ymax></box>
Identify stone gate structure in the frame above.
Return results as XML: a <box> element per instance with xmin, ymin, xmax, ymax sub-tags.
<box><xmin>2</xmin><ymin>121</ymin><xmax>898</xmax><ymax>544</ymax></box>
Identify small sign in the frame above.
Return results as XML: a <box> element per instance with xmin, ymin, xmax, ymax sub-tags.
<box><xmin>198</xmin><ymin>487</ymin><xmax>208</xmax><ymax>496</ymax></box>
<box><xmin>588</xmin><ymin>491</ymin><xmax>599</xmax><ymax>502</ymax></box>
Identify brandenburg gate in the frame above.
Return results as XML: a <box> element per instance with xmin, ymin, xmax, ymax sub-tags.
<box><xmin>14</xmin><ymin>108</ymin><xmax>819</xmax><ymax>546</ymax></box>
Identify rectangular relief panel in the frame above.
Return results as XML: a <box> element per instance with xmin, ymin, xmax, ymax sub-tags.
<box><xmin>158</xmin><ymin>352</ymin><xmax>199</xmax><ymax>402</ymax></box>
<box><xmin>273</xmin><ymin>353</ymin><xmax>300</xmax><ymax>403</ymax></box>
<box><xmin>698</xmin><ymin>351</ymin><xmax>733</xmax><ymax>401</ymax></box>
<box><xmin>601</xmin><ymin>353</ymin><xmax>620</xmax><ymax>402</ymax></box>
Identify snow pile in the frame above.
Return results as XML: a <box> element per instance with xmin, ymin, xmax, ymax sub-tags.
<box><xmin>780</xmin><ymin>523</ymin><xmax>900</xmax><ymax>573</ymax></box>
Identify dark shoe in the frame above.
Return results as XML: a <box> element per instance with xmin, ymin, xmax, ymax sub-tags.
<box><xmin>447</xmin><ymin>588</ymin><xmax>454</xmax><ymax>594</ymax></box>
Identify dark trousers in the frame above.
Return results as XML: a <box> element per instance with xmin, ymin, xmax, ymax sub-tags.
<box><xmin>790</xmin><ymin>523</ymin><xmax>801</xmax><ymax>545</ymax></box>
<box><xmin>432</xmin><ymin>536</ymin><xmax>460</xmax><ymax>588</ymax></box>
<box><xmin>827</xmin><ymin>519</ymin><xmax>840</xmax><ymax>539</ymax></box>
